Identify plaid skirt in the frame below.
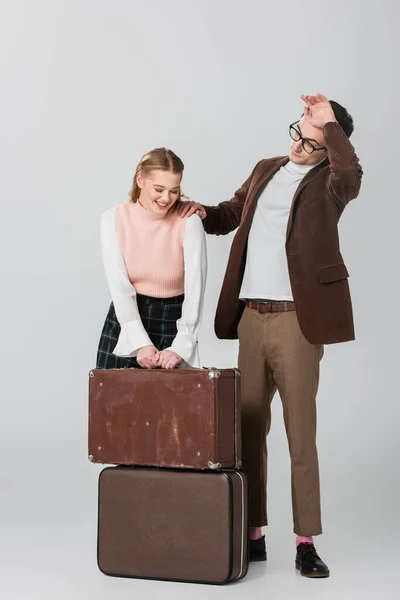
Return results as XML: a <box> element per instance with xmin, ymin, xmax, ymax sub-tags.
<box><xmin>96</xmin><ymin>293</ymin><xmax>184</xmax><ymax>370</ymax></box>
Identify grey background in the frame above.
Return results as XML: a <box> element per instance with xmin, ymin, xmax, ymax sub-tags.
<box><xmin>1</xmin><ymin>0</ymin><xmax>398</xmax><ymax>598</ymax></box>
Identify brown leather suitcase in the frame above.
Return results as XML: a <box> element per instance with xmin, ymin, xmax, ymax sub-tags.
<box><xmin>97</xmin><ymin>466</ymin><xmax>249</xmax><ymax>584</ymax></box>
<box><xmin>88</xmin><ymin>367</ymin><xmax>241</xmax><ymax>469</ymax></box>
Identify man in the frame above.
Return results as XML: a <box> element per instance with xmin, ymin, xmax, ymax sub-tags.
<box><xmin>180</xmin><ymin>94</ymin><xmax>363</xmax><ymax>578</ymax></box>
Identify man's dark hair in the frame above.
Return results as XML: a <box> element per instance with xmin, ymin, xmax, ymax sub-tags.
<box><xmin>329</xmin><ymin>100</ymin><xmax>354</xmax><ymax>138</ymax></box>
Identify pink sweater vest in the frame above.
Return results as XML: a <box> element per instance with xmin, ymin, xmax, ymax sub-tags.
<box><xmin>115</xmin><ymin>201</ymin><xmax>186</xmax><ymax>298</ymax></box>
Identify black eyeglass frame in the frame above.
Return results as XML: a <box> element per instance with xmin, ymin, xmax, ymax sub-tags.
<box><xmin>289</xmin><ymin>120</ymin><xmax>327</xmax><ymax>154</ymax></box>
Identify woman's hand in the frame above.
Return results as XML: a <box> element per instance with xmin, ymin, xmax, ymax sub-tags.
<box><xmin>137</xmin><ymin>345</ymin><xmax>159</xmax><ymax>369</ymax></box>
<box><xmin>156</xmin><ymin>349</ymin><xmax>183</xmax><ymax>369</ymax></box>
<box><xmin>179</xmin><ymin>200</ymin><xmax>207</xmax><ymax>220</ymax></box>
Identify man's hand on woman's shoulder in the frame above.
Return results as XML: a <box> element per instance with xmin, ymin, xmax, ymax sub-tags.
<box><xmin>179</xmin><ymin>200</ymin><xmax>207</xmax><ymax>220</ymax></box>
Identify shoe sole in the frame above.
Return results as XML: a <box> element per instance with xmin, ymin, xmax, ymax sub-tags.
<box><xmin>295</xmin><ymin>562</ymin><xmax>330</xmax><ymax>578</ymax></box>
<box><xmin>250</xmin><ymin>553</ymin><xmax>267</xmax><ymax>562</ymax></box>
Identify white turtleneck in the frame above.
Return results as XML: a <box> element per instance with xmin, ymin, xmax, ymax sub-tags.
<box><xmin>239</xmin><ymin>159</ymin><xmax>322</xmax><ymax>301</ymax></box>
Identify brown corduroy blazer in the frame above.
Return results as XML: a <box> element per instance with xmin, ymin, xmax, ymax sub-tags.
<box><xmin>202</xmin><ymin>121</ymin><xmax>363</xmax><ymax>345</ymax></box>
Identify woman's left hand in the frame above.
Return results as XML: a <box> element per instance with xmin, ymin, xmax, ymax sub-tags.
<box><xmin>156</xmin><ymin>349</ymin><xmax>183</xmax><ymax>369</ymax></box>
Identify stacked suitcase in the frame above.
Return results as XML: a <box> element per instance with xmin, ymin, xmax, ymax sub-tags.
<box><xmin>88</xmin><ymin>367</ymin><xmax>249</xmax><ymax>585</ymax></box>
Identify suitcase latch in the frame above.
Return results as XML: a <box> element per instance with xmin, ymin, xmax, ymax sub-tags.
<box><xmin>208</xmin><ymin>461</ymin><xmax>222</xmax><ymax>469</ymax></box>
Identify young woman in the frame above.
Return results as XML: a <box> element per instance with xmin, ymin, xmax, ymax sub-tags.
<box><xmin>96</xmin><ymin>147</ymin><xmax>207</xmax><ymax>370</ymax></box>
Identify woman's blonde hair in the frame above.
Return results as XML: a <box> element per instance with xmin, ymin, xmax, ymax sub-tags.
<box><xmin>129</xmin><ymin>147</ymin><xmax>185</xmax><ymax>213</ymax></box>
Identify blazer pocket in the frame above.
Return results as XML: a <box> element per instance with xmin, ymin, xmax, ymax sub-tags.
<box><xmin>317</xmin><ymin>263</ymin><xmax>349</xmax><ymax>284</ymax></box>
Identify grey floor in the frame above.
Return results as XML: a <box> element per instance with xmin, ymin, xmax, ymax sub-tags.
<box><xmin>2</xmin><ymin>445</ymin><xmax>398</xmax><ymax>600</ymax></box>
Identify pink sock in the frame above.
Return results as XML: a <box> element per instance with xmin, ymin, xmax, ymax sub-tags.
<box><xmin>296</xmin><ymin>535</ymin><xmax>313</xmax><ymax>546</ymax></box>
<box><xmin>249</xmin><ymin>527</ymin><xmax>263</xmax><ymax>540</ymax></box>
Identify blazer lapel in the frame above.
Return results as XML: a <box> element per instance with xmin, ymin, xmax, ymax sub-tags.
<box><xmin>241</xmin><ymin>156</ymin><xmax>289</xmax><ymax>228</ymax></box>
<box><xmin>286</xmin><ymin>157</ymin><xmax>329</xmax><ymax>242</ymax></box>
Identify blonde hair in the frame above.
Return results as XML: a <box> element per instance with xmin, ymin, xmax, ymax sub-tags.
<box><xmin>129</xmin><ymin>147</ymin><xmax>185</xmax><ymax>214</ymax></box>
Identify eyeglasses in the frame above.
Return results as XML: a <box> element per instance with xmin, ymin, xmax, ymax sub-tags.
<box><xmin>289</xmin><ymin>121</ymin><xmax>327</xmax><ymax>154</ymax></box>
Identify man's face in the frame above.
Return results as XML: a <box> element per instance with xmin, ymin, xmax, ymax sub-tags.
<box><xmin>289</xmin><ymin>116</ymin><xmax>327</xmax><ymax>165</ymax></box>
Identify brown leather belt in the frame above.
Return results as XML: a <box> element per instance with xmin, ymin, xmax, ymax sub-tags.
<box><xmin>245</xmin><ymin>300</ymin><xmax>296</xmax><ymax>314</ymax></box>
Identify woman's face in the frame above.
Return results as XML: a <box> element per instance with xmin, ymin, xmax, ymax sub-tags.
<box><xmin>137</xmin><ymin>169</ymin><xmax>182</xmax><ymax>214</ymax></box>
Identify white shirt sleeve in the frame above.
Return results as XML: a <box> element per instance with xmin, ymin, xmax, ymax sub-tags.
<box><xmin>100</xmin><ymin>207</ymin><xmax>153</xmax><ymax>357</ymax></box>
<box><xmin>165</xmin><ymin>214</ymin><xmax>207</xmax><ymax>366</ymax></box>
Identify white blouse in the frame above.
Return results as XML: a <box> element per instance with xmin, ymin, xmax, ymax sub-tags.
<box><xmin>100</xmin><ymin>207</ymin><xmax>207</xmax><ymax>368</ymax></box>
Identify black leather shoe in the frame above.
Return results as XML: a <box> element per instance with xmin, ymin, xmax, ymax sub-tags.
<box><xmin>249</xmin><ymin>535</ymin><xmax>267</xmax><ymax>562</ymax></box>
<box><xmin>295</xmin><ymin>543</ymin><xmax>329</xmax><ymax>578</ymax></box>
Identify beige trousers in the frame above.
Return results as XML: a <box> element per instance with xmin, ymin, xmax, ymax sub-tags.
<box><xmin>237</xmin><ymin>306</ymin><xmax>324</xmax><ymax>536</ymax></box>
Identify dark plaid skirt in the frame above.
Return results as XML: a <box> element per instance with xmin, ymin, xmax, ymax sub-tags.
<box><xmin>96</xmin><ymin>293</ymin><xmax>184</xmax><ymax>370</ymax></box>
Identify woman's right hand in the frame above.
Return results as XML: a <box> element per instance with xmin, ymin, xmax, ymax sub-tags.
<box><xmin>179</xmin><ymin>200</ymin><xmax>207</xmax><ymax>220</ymax></box>
<box><xmin>137</xmin><ymin>345</ymin><xmax>159</xmax><ymax>369</ymax></box>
